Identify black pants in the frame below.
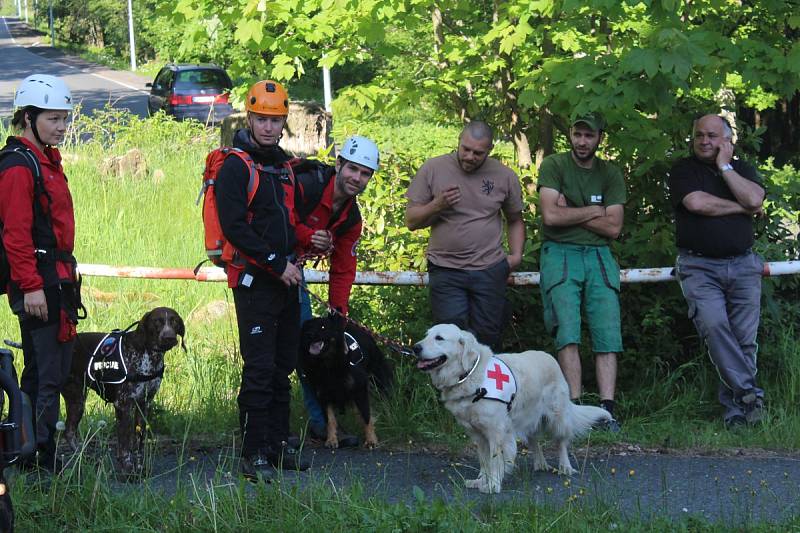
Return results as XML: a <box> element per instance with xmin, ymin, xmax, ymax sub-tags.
<box><xmin>18</xmin><ymin>286</ymin><xmax>73</xmax><ymax>460</ymax></box>
<box><xmin>428</xmin><ymin>259</ymin><xmax>510</xmax><ymax>351</ymax></box>
<box><xmin>233</xmin><ymin>279</ymin><xmax>300</xmax><ymax>457</ymax></box>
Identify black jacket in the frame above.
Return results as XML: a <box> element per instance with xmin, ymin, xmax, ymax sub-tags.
<box><xmin>216</xmin><ymin>129</ymin><xmax>297</xmax><ymax>277</ymax></box>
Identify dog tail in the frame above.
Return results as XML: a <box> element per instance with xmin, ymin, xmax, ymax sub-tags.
<box><xmin>561</xmin><ymin>404</ymin><xmax>612</xmax><ymax>438</ymax></box>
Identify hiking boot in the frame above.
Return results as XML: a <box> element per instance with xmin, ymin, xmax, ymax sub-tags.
<box><xmin>267</xmin><ymin>443</ymin><xmax>310</xmax><ymax>471</ymax></box>
<box><xmin>596</xmin><ymin>417</ymin><xmax>621</xmax><ymax>434</ymax></box>
<box><xmin>240</xmin><ymin>453</ymin><xmax>275</xmax><ymax>483</ymax></box>
<box><xmin>725</xmin><ymin>414</ymin><xmax>747</xmax><ymax>430</ymax></box>
<box><xmin>744</xmin><ymin>398</ymin><xmax>765</xmax><ymax>426</ymax></box>
<box><xmin>17</xmin><ymin>450</ymin><xmax>66</xmax><ymax>474</ymax></box>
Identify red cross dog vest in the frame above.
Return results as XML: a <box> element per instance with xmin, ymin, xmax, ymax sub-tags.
<box><xmin>472</xmin><ymin>356</ymin><xmax>517</xmax><ymax>410</ymax></box>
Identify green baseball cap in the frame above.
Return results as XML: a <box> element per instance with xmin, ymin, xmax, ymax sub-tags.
<box><xmin>571</xmin><ymin>113</ymin><xmax>605</xmax><ymax>132</ymax></box>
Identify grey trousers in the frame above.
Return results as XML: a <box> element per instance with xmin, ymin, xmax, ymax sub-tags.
<box><xmin>20</xmin><ymin>323</ymin><xmax>74</xmax><ymax>458</ymax></box>
<box><xmin>676</xmin><ymin>251</ymin><xmax>764</xmax><ymax>421</ymax></box>
<box><xmin>428</xmin><ymin>258</ymin><xmax>510</xmax><ymax>350</ymax></box>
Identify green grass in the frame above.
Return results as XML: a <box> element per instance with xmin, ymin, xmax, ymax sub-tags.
<box><xmin>10</xmin><ymin>456</ymin><xmax>800</xmax><ymax>532</ymax></box>
<box><xmin>2</xmin><ymin>109</ymin><xmax>800</xmax><ymax>529</ymax></box>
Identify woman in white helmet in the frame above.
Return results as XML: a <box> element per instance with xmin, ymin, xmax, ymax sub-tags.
<box><xmin>0</xmin><ymin>74</ymin><xmax>81</xmax><ymax>473</ymax></box>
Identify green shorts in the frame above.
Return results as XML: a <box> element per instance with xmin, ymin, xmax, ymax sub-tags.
<box><xmin>539</xmin><ymin>241</ymin><xmax>623</xmax><ymax>353</ymax></box>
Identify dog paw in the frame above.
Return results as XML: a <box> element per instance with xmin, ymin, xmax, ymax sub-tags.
<box><xmin>64</xmin><ymin>432</ymin><xmax>79</xmax><ymax>452</ymax></box>
<box><xmin>324</xmin><ymin>437</ymin><xmax>339</xmax><ymax>449</ymax></box>
<box><xmin>558</xmin><ymin>463</ymin><xmax>577</xmax><ymax>476</ymax></box>
<box><xmin>533</xmin><ymin>459</ymin><xmax>551</xmax><ymax>471</ymax></box>
<box><xmin>363</xmin><ymin>437</ymin><xmax>378</xmax><ymax>449</ymax></box>
<box><xmin>465</xmin><ymin>477</ymin><xmax>485</xmax><ymax>489</ymax></box>
<box><xmin>479</xmin><ymin>482</ymin><xmax>501</xmax><ymax>494</ymax></box>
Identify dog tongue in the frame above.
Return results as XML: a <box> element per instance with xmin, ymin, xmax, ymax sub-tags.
<box><xmin>309</xmin><ymin>341</ymin><xmax>325</xmax><ymax>355</ymax></box>
<box><xmin>416</xmin><ymin>359</ymin><xmax>435</xmax><ymax>370</ymax></box>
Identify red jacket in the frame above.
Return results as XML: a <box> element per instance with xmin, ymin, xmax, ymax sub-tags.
<box><xmin>0</xmin><ymin>136</ymin><xmax>76</xmax><ymax>293</ymax></box>
<box><xmin>295</xmin><ymin>176</ymin><xmax>362</xmax><ymax>314</ymax></box>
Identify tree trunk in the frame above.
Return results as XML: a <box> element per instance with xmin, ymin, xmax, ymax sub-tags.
<box><xmin>534</xmin><ymin>29</ymin><xmax>555</xmax><ymax>169</ymax></box>
<box><xmin>491</xmin><ymin>0</ymin><xmax>532</xmax><ymax>167</ymax></box>
<box><xmin>432</xmin><ymin>5</ymin><xmax>467</xmax><ymax>121</ymax></box>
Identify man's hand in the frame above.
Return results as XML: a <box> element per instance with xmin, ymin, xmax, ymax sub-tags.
<box><xmin>434</xmin><ymin>185</ymin><xmax>461</xmax><ymax>211</ymax></box>
<box><xmin>716</xmin><ymin>140</ymin><xmax>734</xmax><ymax>170</ymax></box>
<box><xmin>280</xmin><ymin>262</ymin><xmax>303</xmax><ymax>287</ymax></box>
<box><xmin>506</xmin><ymin>253</ymin><xmax>522</xmax><ymax>271</ymax></box>
<box><xmin>557</xmin><ymin>193</ymin><xmax>567</xmax><ymax>207</ymax></box>
<box><xmin>309</xmin><ymin>230</ymin><xmax>333</xmax><ymax>253</ymax></box>
<box><xmin>24</xmin><ymin>289</ymin><xmax>48</xmax><ymax>321</ymax></box>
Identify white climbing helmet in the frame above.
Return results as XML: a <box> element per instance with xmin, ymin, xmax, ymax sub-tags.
<box><xmin>339</xmin><ymin>135</ymin><xmax>380</xmax><ymax>171</ymax></box>
<box><xmin>13</xmin><ymin>74</ymin><xmax>73</xmax><ymax>111</ymax></box>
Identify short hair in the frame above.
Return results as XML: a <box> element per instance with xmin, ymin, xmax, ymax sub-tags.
<box><xmin>693</xmin><ymin>114</ymin><xmax>733</xmax><ymax>139</ymax></box>
<box><xmin>460</xmin><ymin>120</ymin><xmax>493</xmax><ymax>145</ymax></box>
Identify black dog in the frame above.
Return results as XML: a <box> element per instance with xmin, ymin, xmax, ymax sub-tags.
<box><xmin>62</xmin><ymin>307</ymin><xmax>185</xmax><ymax>476</ymax></box>
<box><xmin>299</xmin><ymin>315</ymin><xmax>393</xmax><ymax>448</ymax></box>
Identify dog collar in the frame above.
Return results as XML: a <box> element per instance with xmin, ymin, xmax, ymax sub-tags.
<box><xmin>456</xmin><ymin>351</ymin><xmax>482</xmax><ymax>384</ymax></box>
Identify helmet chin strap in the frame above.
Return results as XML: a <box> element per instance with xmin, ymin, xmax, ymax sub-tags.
<box><xmin>26</xmin><ymin>108</ymin><xmax>48</xmax><ymax>147</ymax></box>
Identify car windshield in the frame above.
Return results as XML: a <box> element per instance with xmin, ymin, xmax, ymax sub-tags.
<box><xmin>173</xmin><ymin>70</ymin><xmax>230</xmax><ymax>92</ymax></box>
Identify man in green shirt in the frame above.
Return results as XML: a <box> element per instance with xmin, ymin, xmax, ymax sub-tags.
<box><xmin>537</xmin><ymin>114</ymin><xmax>626</xmax><ymax>432</ymax></box>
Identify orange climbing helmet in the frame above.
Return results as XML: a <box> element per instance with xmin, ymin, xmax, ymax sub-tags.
<box><xmin>245</xmin><ymin>80</ymin><xmax>289</xmax><ymax>116</ymax></box>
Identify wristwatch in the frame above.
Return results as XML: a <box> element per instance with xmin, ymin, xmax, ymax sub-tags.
<box><xmin>719</xmin><ymin>163</ymin><xmax>734</xmax><ymax>172</ymax></box>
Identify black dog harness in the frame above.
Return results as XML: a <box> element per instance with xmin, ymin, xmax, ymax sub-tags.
<box><xmin>344</xmin><ymin>331</ymin><xmax>365</xmax><ymax>366</ymax></box>
<box><xmin>87</xmin><ymin>322</ymin><xmax>165</xmax><ymax>403</ymax></box>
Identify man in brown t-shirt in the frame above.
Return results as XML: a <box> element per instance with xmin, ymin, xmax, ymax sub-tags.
<box><xmin>405</xmin><ymin>121</ymin><xmax>525</xmax><ymax>349</ymax></box>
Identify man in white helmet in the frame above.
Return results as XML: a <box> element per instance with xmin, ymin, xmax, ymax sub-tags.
<box><xmin>291</xmin><ymin>135</ymin><xmax>380</xmax><ymax>447</ymax></box>
<box><xmin>0</xmin><ymin>74</ymin><xmax>81</xmax><ymax>473</ymax></box>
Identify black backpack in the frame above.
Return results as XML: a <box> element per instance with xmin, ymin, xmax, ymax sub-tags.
<box><xmin>0</xmin><ymin>144</ymin><xmax>44</xmax><ymax>297</ymax></box>
<box><xmin>293</xmin><ymin>159</ymin><xmax>361</xmax><ymax>236</ymax></box>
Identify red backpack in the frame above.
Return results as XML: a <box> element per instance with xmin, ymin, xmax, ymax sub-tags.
<box><xmin>196</xmin><ymin>147</ymin><xmax>260</xmax><ymax>268</ymax></box>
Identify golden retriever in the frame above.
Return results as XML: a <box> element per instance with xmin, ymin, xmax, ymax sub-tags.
<box><xmin>414</xmin><ymin>324</ymin><xmax>610</xmax><ymax>493</ymax></box>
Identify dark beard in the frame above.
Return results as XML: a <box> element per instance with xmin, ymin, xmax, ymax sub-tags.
<box><xmin>571</xmin><ymin>146</ymin><xmax>597</xmax><ymax>163</ymax></box>
<box><xmin>457</xmin><ymin>153</ymin><xmax>487</xmax><ymax>173</ymax></box>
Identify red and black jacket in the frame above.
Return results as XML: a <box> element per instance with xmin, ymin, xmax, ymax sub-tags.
<box><xmin>0</xmin><ymin>136</ymin><xmax>76</xmax><ymax>297</ymax></box>
<box><xmin>215</xmin><ymin>129</ymin><xmax>298</xmax><ymax>288</ymax></box>
<box><xmin>293</xmin><ymin>162</ymin><xmax>362</xmax><ymax>314</ymax></box>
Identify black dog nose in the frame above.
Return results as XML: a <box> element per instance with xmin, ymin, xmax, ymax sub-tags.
<box><xmin>412</xmin><ymin>343</ymin><xmax>422</xmax><ymax>356</ymax></box>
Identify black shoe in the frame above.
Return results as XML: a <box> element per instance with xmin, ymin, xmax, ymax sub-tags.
<box><xmin>268</xmin><ymin>443</ymin><xmax>310</xmax><ymax>471</ymax></box>
<box><xmin>240</xmin><ymin>453</ymin><xmax>275</xmax><ymax>483</ymax></box>
<box><xmin>18</xmin><ymin>452</ymin><xmax>64</xmax><ymax>475</ymax></box>
<box><xmin>307</xmin><ymin>424</ymin><xmax>360</xmax><ymax>448</ymax></box>
<box><xmin>725</xmin><ymin>414</ymin><xmax>747</xmax><ymax>430</ymax></box>
<box><xmin>743</xmin><ymin>397</ymin><xmax>765</xmax><ymax>425</ymax></box>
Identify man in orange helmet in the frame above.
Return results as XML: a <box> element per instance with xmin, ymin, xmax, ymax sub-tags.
<box><xmin>216</xmin><ymin>80</ymin><xmax>308</xmax><ymax>481</ymax></box>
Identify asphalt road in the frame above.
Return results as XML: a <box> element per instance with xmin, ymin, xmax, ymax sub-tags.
<box><xmin>33</xmin><ymin>439</ymin><xmax>795</xmax><ymax>527</ymax></box>
<box><xmin>0</xmin><ymin>17</ymin><xmax>150</xmax><ymax>118</ymax></box>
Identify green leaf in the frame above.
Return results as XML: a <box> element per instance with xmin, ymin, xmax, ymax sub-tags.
<box><xmin>235</xmin><ymin>18</ymin><xmax>264</xmax><ymax>45</ymax></box>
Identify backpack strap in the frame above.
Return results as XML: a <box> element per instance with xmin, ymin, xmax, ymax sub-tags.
<box><xmin>222</xmin><ymin>147</ymin><xmax>261</xmax><ymax>206</ymax></box>
<box><xmin>292</xmin><ymin>159</ymin><xmax>335</xmax><ymax>222</ymax></box>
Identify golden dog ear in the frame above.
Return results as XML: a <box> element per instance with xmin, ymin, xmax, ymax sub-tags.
<box><xmin>458</xmin><ymin>329</ymin><xmax>477</xmax><ymax>369</ymax></box>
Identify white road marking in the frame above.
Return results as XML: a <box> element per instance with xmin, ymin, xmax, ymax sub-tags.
<box><xmin>0</xmin><ymin>16</ymin><xmax>19</xmax><ymax>45</ymax></box>
<box><xmin>90</xmin><ymin>72</ymin><xmax>150</xmax><ymax>95</ymax></box>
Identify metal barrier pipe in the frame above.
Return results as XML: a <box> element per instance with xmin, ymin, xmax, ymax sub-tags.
<box><xmin>75</xmin><ymin>260</ymin><xmax>800</xmax><ymax>286</ymax></box>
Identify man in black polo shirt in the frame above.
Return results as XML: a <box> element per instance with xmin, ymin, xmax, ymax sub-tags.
<box><xmin>667</xmin><ymin>114</ymin><xmax>766</xmax><ymax>430</ymax></box>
